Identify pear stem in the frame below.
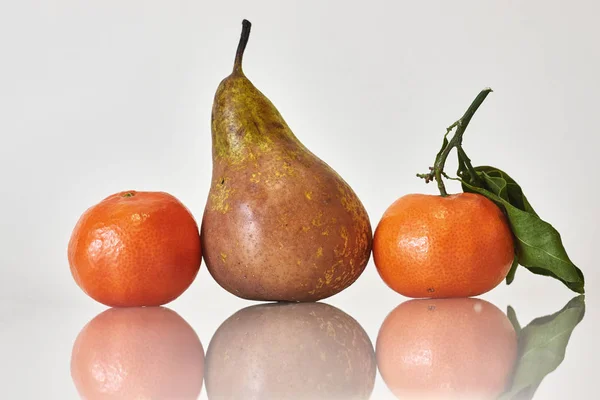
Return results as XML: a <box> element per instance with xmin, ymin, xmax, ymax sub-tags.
<box><xmin>418</xmin><ymin>88</ymin><xmax>492</xmax><ymax>196</ymax></box>
<box><xmin>234</xmin><ymin>19</ymin><xmax>252</xmax><ymax>74</ymax></box>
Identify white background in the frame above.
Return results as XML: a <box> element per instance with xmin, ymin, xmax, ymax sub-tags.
<box><xmin>1</xmin><ymin>0</ymin><xmax>598</xmax><ymax>398</ymax></box>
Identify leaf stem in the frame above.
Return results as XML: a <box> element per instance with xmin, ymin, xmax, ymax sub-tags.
<box><xmin>456</xmin><ymin>145</ymin><xmax>481</xmax><ymax>185</ymax></box>
<box><xmin>421</xmin><ymin>88</ymin><xmax>493</xmax><ymax>196</ymax></box>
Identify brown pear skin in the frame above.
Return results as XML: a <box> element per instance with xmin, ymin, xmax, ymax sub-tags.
<box><xmin>204</xmin><ymin>302</ymin><xmax>376</xmax><ymax>400</ymax></box>
<box><xmin>201</xmin><ymin>20</ymin><xmax>372</xmax><ymax>302</ymax></box>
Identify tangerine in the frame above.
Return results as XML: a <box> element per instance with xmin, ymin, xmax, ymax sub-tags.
<box><xmin>68</xmin><ymin>190</ymin><xmax>201</xmax><ymax>307</ymax></box>
<box><xmin>373</xmin><ymin>193</ymin><xmax>514</xmax><ymax>298</ymax></box>
<box><xmin>376</xmin><ymin>298</ymin><xmax>517</xmax><ymax>399</ymax></box>
<box><xmin>71</xmin><ymin>307</ymin><xmax>204</xmax><ymax>399</ymax></box>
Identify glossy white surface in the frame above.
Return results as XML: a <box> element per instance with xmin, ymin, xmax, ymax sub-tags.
<box><xmin>1</xmin><ymin>287</ymin><xmax>593</xmax><ymax>399</ymax></box>
<box><xmin>1</xmin><ymin>0</ymin><xmax>598</xmax><ymax>398</ymax></box>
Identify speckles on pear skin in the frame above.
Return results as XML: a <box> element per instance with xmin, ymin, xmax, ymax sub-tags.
<box><xmin>245</xmin><ymin>130</ymin><xmax>273</xmax><ymax>153</ymax></box>
<box><xmin>281</xmin><ymin>161</ymin><xmax>296</xmax><ymax>176</ymax></box>
<box><xmin>312</xmin><ymin>211</ymin><xmax>325</xmax><ymax>227</ymax></box>
<box><xmin>310</xmin><ymin>260</ymin><xmax>344</xmax><ymax>296</ymax></box>
<box><xmin>335</xmin><ymin>226</ymin><xmax>350</xmax><ymax>257</ymax></box>
<box><xmin>336</xmin><ymin>181</ymin><xmax>372</xmax><ymax>259</ymax></box>
<box><xmin>266</xmin><ymin>161</ymin><xmax>299</xmax><ymax>183</ymax></box>
<box><xmin>295</xmin><ymin>198</ymin><xmax>370</xmax><ymax>298</ymax></box>
<box><xmin>349</xmin><ymin>259</ymin><xmax>356</xmax><ymax>275</ymax></box>
<box><xmin>277</xmin><ymin>212</ymin><xmax>294</xmax><ymax>231</ymax></box>
<box><xmin>337</xmin><ymin>181</ymin><xmax>368</xmax><ymax>224</ymax></box>
<box><xmin>246</xmin><ymin>151</ymin><xmax>258</xmax><ymax>166</ymax></box>
<box><xmin>305</xmin><ymin>191</ymin><xmax>313</xmax><ymax>200</ymax></box>
<box><xmin>250</xmin><ymin>172</ymin><xmax>261</xmax><ymax>183</ymax></box>
<box><xmin>220</xmin><ymin>253</ymin><xmax>228</xmax><ymax>263</ymax></box>
<box><xmin>210</xmin><ymin>179</ymin><xmax>233</xmax><ymax>214</ymax></box>
<box><xmin>324</xmin><ymin>260</ymin><xmax>342</xmax><ymax>285</ymax></box>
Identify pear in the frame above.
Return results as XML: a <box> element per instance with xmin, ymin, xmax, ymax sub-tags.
<box><xmin>201</xmin><ymin>20</ymin><xmax>372</xmax><ymax>301</ymax></box>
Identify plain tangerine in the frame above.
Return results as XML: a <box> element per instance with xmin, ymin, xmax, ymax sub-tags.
<box><xmin>376</xmin><ymin>298</ymin><xmax>517</xmax><ymax>400</ymax></box>
<box><xmin>373</xmin><ymin>193</ymin><xmax>514</xmax><ymax>298</ymax></box>
<box><xmin>71</xmin><ymin>307</ymin><xmax>205</xmax><ymax>399</ymax></box>
<box><xmin>68</xmin><ymin>190</ymin><xmax>201</xmax><ymax>307</ymax></box>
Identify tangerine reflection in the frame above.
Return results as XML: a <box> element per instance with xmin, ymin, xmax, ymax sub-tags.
<box><xmin>376</xmin><ymin>298</ymin><xmax>517</xmax><ymax>400</ymax></box>
<box><xmin>205</xmin><ymin>302</ymin><xmax>376</xmax><ymax>400</ymax></box>
<box><xmin>71</xmin><ymin>307</ymin><xmax>204</xmax><ymax>399</ymax></box>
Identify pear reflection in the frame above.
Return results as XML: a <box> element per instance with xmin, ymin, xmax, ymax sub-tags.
<box><xmin>205</xmin><ymin>302</ymin><xmax>376</xmax><ymax>400</ymax></box>
<box><xmin>377</xmin><ymin>298</ymin><xmax>517</xmax><ymax>400</ymax></box>
<box><xmin>70</xmin><ymin>307</ymin><xmax>204</xmax><ymax>400</ymax></box>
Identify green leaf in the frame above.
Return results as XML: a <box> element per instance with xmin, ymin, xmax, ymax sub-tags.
<box><xmin>461</xmin><ymin>171</ymin><xmax>584</xmax><ymax>294</ymax></box>
<box><xmin>506</xmin><ymin>256</ymin><xmax>519</xmax><ymax>285</ymax></box>
<box><xmin>456</xmin><ymin>146</ymin><xmax>471</xmax><ymax>182</ymax></box>
<box><xmin>473</xmin><ymin>166</ymin><xmax>537</xmax><ymax>216</ymax></box>
<box><xmin>499</xmin><ymin>296</ymin><xmax>585</xmax><ymax>400</ymax></box>
<box><xmin>481</xmin><ymin>172</ymin><xmax>509</xmax><ymax>201</ymax></box>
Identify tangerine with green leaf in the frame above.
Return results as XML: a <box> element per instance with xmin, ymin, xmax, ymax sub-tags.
<box><xmin>374</xmin><ymin>88</ymin><xmax>583</xmax><ymax>298</ymax></box>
